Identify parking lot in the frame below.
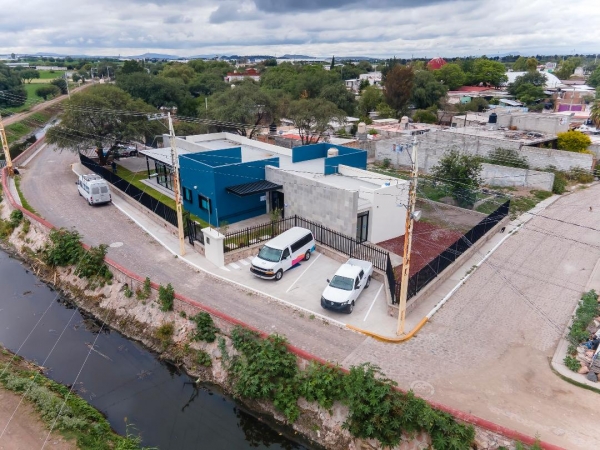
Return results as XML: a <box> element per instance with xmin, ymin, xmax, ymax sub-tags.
<box><xmin>217</xmin><ymin>251</ymin><xmax>397</xmax><ymax>334</ymax></box>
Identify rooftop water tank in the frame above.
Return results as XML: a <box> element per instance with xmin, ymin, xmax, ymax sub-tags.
<box><xmin>357</xmin><ymin>122</ymin><xmax>367</xmax><ymax>134</ymax></box>
<box><xmin>327</xmin><ymin>147</ymin><xmax>339</xmax><ymax>157</ymax></box>
<box><xmin>488</xmin><ymin>113</ymin><xmax>498</xmax><ymax>124</ymax></box>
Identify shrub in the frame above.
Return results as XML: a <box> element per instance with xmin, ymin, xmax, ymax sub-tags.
<box><xmin>557</xmin><ymin>130</ymin><xmax>592</xmax><ymax>153</ymax></box>
<box><xmin>155</xmin><ymin>322</ymin><xmax>174</xmax><ymax>345</ymax></box>
<box><xmin>123</xmin><ymin>284</ymin><xmax>133</xmax><ymax>298</ymax></box>
<box><xmin>568</xmin><ymin>290</ymin><xmax>599</xmax><ymax>344</ymax></box>
<box><xmin>382</xmin><ymin>158</ymin><xmax>391</xmax><ymax>169</ymax></box>
<box><xmin>196</xmin><ymin>350</ymin><xmax>212</xmax><ymax>367</ymax></box>
<box><xmin>564</xmin><ymin>355</ymin><xmax>581</xmax><ymax>372</ymax></box>
<box><xmin>552</xmin><ymin>171</ymin><xmax>567</xmax><ymax>194</ymax></box>
<box><xmin>298</xmin><ymin>362</ymin><xmax>344</xmax><ymax>410</ymax></box>
<box><xmin>9</xmin><ymin>209</ymin><xmax>23</xmax><ymax>227</ymax></box>
<box><xmin>136</xmin><ymin>277</ymin><xmax>151</xmax><ymax>300</ymax></box>
<box><xmin>412</xmin><ymin>109</ymin><xmax>438</xmax><ymax>124</ymax></box>
<box><xmin>158</xmin><ymin>283</ymin><xmax>174</xmax><ymax>312</ymax></box>
<box><xmin>75</xmin><ymin>244</ymin><xmax>112</xmax><ymax>282</ymax></box>
<box><xmin>569</xmin><ymin>167</ymin><xmax>594</xmax><ymax>184</ymax></box>
<box><xmin>44</xmin><ymin>228</ymin><xmax>83</xmax><ymax>266</ymax></box>
<box><xmin>20</xmin><ymin>218</ymin><xmax>30</xmax><ymax>235</ymax></box>
<box><xmin>190</xmin><ymin>312</ymin><xmax>219</xmax><ymax>343</ymax></box>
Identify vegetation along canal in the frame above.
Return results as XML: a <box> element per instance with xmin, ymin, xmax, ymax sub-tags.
<box><xmin>0</xmin><ymin>249</ymin><xmax>311</xmax><ymax>449</ymax></box>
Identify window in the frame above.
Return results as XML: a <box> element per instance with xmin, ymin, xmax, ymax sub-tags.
<box><xmin>290</xmin><ymin>233</ymin><xmax>313</xmax><ymax>252</ymax></box>
<box><xmin>100</xmin><ymin>186</ymin><xmax>108</xmax><ymax>194</ymax></box>
<box><xmin>359</xmin><ymin>270</ymin><xmax>364</xmax><ymax>279</ymax></box>
<box><xmin>198</xmin><ymin>194</ymin><xmax>211</xmax><ymax>212</ymax></box>
<box><xmin>282</xmin><ymin>248</ymin><xmax>290</xmax><ymax>259</ymax></box>
<box><xmin>183</xmin><ymin>187</ymin><xmax>193</xmax><ymax>203</ymax></box>
<box><xmin>92</xmin><ymin>187</ymin><xmax>100</xmax><ymax>195</ymax></box>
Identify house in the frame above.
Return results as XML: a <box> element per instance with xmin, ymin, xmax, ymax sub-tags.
<box><xmin>505</xmin><ymin>70</ymin><xmax>564</xmax><ymax>89</ymax></box>
<box><xmin>346</xmin><ymin>72</ymin><xmax>382</xmax><ymax>92</ymax></box>
<box><xmin>224</xmin><ymin>68</ymin><xmax>261</xmax><ymax>83</ymax></box>
<box><xmin>140</xmin><ymin>133</ymin><xmax>408</xmax><ymax>243</ymax></box>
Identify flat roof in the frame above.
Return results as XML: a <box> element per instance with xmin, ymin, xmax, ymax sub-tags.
<box><xmin>443</xmin><ymin>126</ymin><xmax>555</xmax><ymax>143</ymax></box>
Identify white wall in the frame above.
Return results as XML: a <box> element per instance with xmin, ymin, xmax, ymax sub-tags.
<box><xmin>480</xmin><ymin>163</ymin><xmax>555</xmax><ymax>191</ymax></box>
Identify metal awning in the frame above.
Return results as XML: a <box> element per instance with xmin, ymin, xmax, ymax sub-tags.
<box><xmin>225</xmin><ymin>180</ymin><xmax>283</xmax><ymax>197</ymax></box>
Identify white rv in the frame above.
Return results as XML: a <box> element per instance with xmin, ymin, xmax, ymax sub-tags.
<box><xmin>76</xmin><ymin>174</ymin><xmax>111</xmax><ymax>206</ymax></box>
<box><xmin>250</xmin><ymin>227</ymin><xmax>315</xmax><ymax>281</ymax></box>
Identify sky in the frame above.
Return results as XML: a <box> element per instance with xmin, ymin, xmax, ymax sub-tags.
<box><xmin>1</xmin><ymin>0</ymin><xmax>599</xmax><ymax>58</ymax></box>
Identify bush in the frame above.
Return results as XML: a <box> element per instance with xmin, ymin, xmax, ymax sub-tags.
<box><xmin>381</xmin><ymin>158</ymin><xmax>391</xmax><ymax>169</ymax></box>
<box><xmin>158</xmin><ymin>283</ymin><xmax>174</xmax><ymax>312</ymax></box>
<box><xmin>569</xmin><ymin>168</ymin><xmax>594</xmax><ymax>184</ymax></box>
<box><xmin>564</xmin><ymin>355</ymin><xmax>581</xmax><ymax>372</ymax></box>
<box><xmin>136</xmin><ymin>277</ymin><xmax>151</xmax><ymax>300</ymax></box>
<box><xmin>552</xmin><ymin>171</ymin><xmax>567</xmax><ymax>194</ymax></box>
<box><xmin>9</xmin><ymin>209</ymin><xmax>23</xmax><ymax>227</ymax></box>
<box><xmin>190</xmin><ymin>312</ymin><xmax>219</xmax><ymax>343</ymax></box>
<box><xmin>155</xmin><ymin>322</ymin><xmax>174</xmax><ymax>346</ymax></box>
<box><xmin>568</xmin><ymin>290</ymin><xmax>599</xmax><ymax>344</ymax></box>
<box><xmin>44</xmin><ymin>228</ymin><xmax>83</xmax><ymax>266</ymax></box>
<box><xmin>74</xmin><ymin>244</ymin><xmax>112</xmax><ymax>282</ymax></box>
<box><xmin>412</xmin><ymin>109</ymin><xmax>438</xmax><ymax>124</ymax></box>
<box><xmin>557</xmin><ymin>130</ymin><xmax>592</xmax><ymax>153</ymax></box>
<box><xmin>195</xmin><ymin>350</ymin><xmax>212</xmax><ymax>367</ymax></box>
<box><xmin>298</xmin><ymin>362</ymin><xmax>344</xmax><ymax>410</ymax></box>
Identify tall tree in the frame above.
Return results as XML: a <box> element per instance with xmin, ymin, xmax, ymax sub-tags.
<box><xmin>206</xmin><ymin>80</ymin><xmax>276</xmax><ymax>139</ymax></box>
<box><xmin>411</xmin><ymin>70</ymin><xmax>448</xmax><ymax>109</ymax></box>
<box><xmin>288</xmin><ymin>98</ymin><xmax>346</xmax><ymax>145</ymax></box>
<box><xmin>433</xmin><ymin>63</ymin><xmax>466</xmax><ymax>90</ymax></box>
<box><xmin>587</xmin><ymin>66</ymin><xmax>600</xmax><ymax>87</ymax></box>
<box><xmin>120</xmin><ymin>60</ymin><xmax>145</xmax><ymax>75</ymax></box>
<box><xmin>330</xmin><ymin>56</ymin><xmax>335</xmax><ymax>71</ymax></box>
<box><xmin>357</xmin><ymin>85</ymin><xmax>383</xmax><ymax>117</ymax></box>
<box><xmin>35</xmin><ymin>85</ymin><xmax>61</xmax><ymax>100</ymax></box>
<box><xmin>383</xmin><ymin>65</ymin><xmax>414</xmax><ymax>114</ymax></box>
<box><xmin>46</xmin><ymin>85</ymin><xmax>160</xmax><ymax>165</ymax></box>
<box><xmin>467</xmin><ymin>59</ymin><xmax>507</xmax><ymax>88</ymax></box>
<box><xmin>431</xmin><ymin>149</ymin><xmax>483</xmax><ymax>208</ymax></box>
<box><xmin>0</xmin><ymin>63</ymin><xmax>27</xmax><ymax>107</ymax></box>
<box><xmin>591</xmin><ymin>101</ymin><xmax>600</xmax><ymax>128</ymax></box>
<box><xmin>19</xmin><ymin>69</ymin><xmax>40</xmax><ymax>84</ymax></box>
<box><xmin>318</xmin><ymin>83</ymin><xmax>357</xmax><ymax>116</ymax></box>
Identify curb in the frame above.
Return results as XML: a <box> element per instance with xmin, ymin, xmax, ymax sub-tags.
<box><xmin>1</xmin><ymin>158</ymin><xmax>566</xmax><ymax>450</ymax></box>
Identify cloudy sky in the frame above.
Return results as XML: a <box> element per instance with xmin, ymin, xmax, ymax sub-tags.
<box><xmin>1</xmin><ymin>0</ymin><xmax>599</xmax><ymax>58</ymax></box>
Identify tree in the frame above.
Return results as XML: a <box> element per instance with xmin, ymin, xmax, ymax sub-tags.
<box><xmin>206</xmin><ymin>80</ymin><xmax>276</xmax><ymax>139</ymax></box>
<box><xmin>116</xmin><ymin>72</ymin><xmax>191</xmax><ymax>112</ymax></box>
<box><xmin>512</xmin><ymin>56</ymin><xmax>528</xmax><ymax>71</ymax></box>
<box><xmin>35</xmin><ymin>85</ymin><xmax>61</xmax><ymax>100</ymax></box>
<box><xmin>357</xmin><ymin>85</ymin><xmax>383</xmax><ymax>117</ymax></box>
<box><xmin>51</xmin><ymin>78</ymin><xmax>68</xmax><ymax>94</ymax></box>
<box><xmin>159</xmin><ymin>63</ymin><xmax>196</xmax><ymax>84</ymax></box>
<box><xmin>383</xmin><ymin>65</ymin><xmax>414</xmax><ymax>114</ymax></box>
<box><xmin>433</xmin><ymin>63</ymin><xmax>466</xmax><ymax>90</ymax></box>
<box><xmin>46</xmin><ymin>85</ymin><xmax>160</xmax><ymax>165</ymax></box>
<box><xmin>591</xmin><ymin>101</ymin><xmax>600</xmax><ymax>128</ymax></box>
<box><xmin>287</xmin><ymin>98</ymin><xmax>346</xmax><ymax>145</ymax></box>
<box><xmin>19</xmin><ymin>69</ymin><xmax>40</xmax><ymax>84</ymax></box>
<box><xmin>513</xmin><ymin>83</ymin><xmax>545</xmax><ymax>105</ymax></box>
<box><xmin>556</xmin><ymin>130</ymin><xmax>592</xmax><ymax>153</ymax></box>
<box><xmin>588</xmin><ymin>66</ymin><xmax>600</xmax><ymax>88</ymax></box>
<box><xmin>412</xmin><ymin>109</ymin><xmax>437</xmax><ymax>124</ymax></box>
<box><xmin>120</xmin><ymin>60</ymin><xmax>145</xmax><ymax>75</ymax></box>
<box><xmin>0</xmin><ymin>63</ymin><xmax>27</xmax><ymax>107</ymax></box>
<box><xmin>330</xmin><ymin>56</ymin><xmax>335</xmax><ymax>71</ymax></box>
<box><xmin>554</xmin><ymin>57</ymin><xmax>582</xmax><ymax>80</ymax></box>
<box><xmin>410</xmin><ymin>70</ymin><xmax>448</xmax><ymax>109</ymax></box>
<box><xmin>263</xmin><ymin>58</ymin><xmax>278</xmax><ymax>67</ymax></box>
<box><xmin>526</xmin><ymin>57</ymin><xmax>539</xmax><ymax>72</ymax></box>
<box><xmin>431</xmin><ymin>149</ymin><xmax>482</xmax><ymax>208</ymax></box>
<box><xmin>318</xmin><ymin>83</ymin><xmax>357</xmax><ymax>116</ymax></box>
<box><xmin>468</xmin><ymin>59</ymin><xmax>507</xmax><ymax>88</ymax></box>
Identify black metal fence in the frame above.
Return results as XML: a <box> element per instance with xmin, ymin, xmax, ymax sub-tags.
<box><xmin>393</xmin><ymin>200</ymin><xmax>510</xmax><ymax>303</ymax></box>
<box><xmin>79</xmin><ymin>153</ymin><xmax>183</xmax><ymax>231</ymax></box>
<box><xmin>186</xmin><ymin>217</ymin><xmax>204</xmax><ymax>245</ymax></box>
<box><xmin>224</xmin><ymin>215</ymin><xmax>389</xmax><ymax>272</ymax></box>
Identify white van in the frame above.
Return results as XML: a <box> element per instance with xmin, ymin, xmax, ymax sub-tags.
<box><xmin>77</xmin><ymin>174</ymin><xmax>111</xmax><ymax>206</ymax></box>
<box><xmin>250</xmin><ymin>227</ymin><xmax>316</xmax><ymax>281</ymax></box>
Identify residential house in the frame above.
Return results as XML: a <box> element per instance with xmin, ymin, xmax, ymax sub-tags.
<box><xmin>224</xmin><ymin>68</ymin><xmax>261</xmax><ymax>83</ymax></box>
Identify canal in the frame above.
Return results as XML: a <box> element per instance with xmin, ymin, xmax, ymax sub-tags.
<box><xmin>0</xmin><ymin>249</ymin><xmax>311</xmax><ymax>449</ymax></box>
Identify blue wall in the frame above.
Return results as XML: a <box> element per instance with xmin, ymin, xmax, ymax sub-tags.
<box><xmin>324</xmin><ymin>148</ymin><xmax>367</xmax><ymax>175</ymax></box>
<box><xmin>179</xmin><ymin>152</ymin><xmax>280</xmax><ymax>227</ymax></box>
<box><xmin>184</xmin><ymin>147</ymin><xmax>241</xmax><ymax>166</ymax></box>
<box><xmin>291</xmin><ymin>143</ymin><xmax>327</xmax><ymax>163</ymax></box>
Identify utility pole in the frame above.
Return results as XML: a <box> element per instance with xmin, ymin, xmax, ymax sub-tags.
<box><xmin>168</xmin><ymin>113</ymin><xmax>186</xmax><ymax>256</ymax></box>
<box><xmin>0</xmin><ymin>113</ymin><xmax>14</xmax><ymax>176</ymax></box>
<box><xmin>64</xmin><ymin>72</ymin><xmax>71</xmax><ymax>99</ymax></box>
<box><xmin>397</xmin><ymin>135</ymin><xmax>418</xmax><ymax>335</ymax></box>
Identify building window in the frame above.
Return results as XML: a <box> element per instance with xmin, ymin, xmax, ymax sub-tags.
<box><xmin>183</xmin><ymin>187</ymin><xmax>193</xmax><ymax>203</ymax></box>
<box><xmin>198</xmin><ymin>194</ymin><xmax>211</xmax><ymax>212</ymax></box>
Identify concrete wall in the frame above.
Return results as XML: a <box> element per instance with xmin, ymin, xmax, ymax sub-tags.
<box><xmin>325</xmin><ymin>149</ymin><xmax>367</xmax><ymax>175</ymax></box>
<box><xmin>480</xmin><ymin>163</ymin><xmax>555</xmax><ymax>191</ymax></box>
<box><xmin>375</xmin><ymin>132</ymin><xmax>594</xmax><ymax>174</ymax></box>
<box><xmin>266</xmin><ymin>166</ymin><xmax>358</xmax><ymax>237</ymax></box>
<box><xmin>496</xmin><ymin>113</ymin><xmax>570</xmax><ymax>134</ymax></box>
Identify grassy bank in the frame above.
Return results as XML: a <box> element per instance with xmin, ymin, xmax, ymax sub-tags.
<box><xmin>0</xmin><ymin>345</ymin><xmax>152</xmax><ymax>450</ymax></box>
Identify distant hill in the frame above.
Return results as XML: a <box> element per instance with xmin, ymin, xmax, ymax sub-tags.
<box><xmin>127</xmin><ymin>52</ymin><xmax>182</xmax><ymax>60</ymax></box>
<box><xmin>279</xmin><ymin>54</ymin><xmax>316</xmax><ymax>59</ymax></box>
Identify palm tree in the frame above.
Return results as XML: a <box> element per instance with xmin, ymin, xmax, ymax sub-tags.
<box><xmin>591</xmin><ymin>101</ymin><xmax>600</xmax><ymax>128</ymax></box>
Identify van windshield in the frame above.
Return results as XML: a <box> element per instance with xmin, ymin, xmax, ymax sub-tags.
<box><xmin>258</xmin><ymin>246</ymin><xmax>282</xmax><ymax>263</ymax></box>
<box><xmin>329</xmin><ymin>275</ymin><xmax>354</xmax><ymax>291</ymax></box>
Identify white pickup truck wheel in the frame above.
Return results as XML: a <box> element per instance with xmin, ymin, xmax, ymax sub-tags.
<box><xmin>365</xmin><ymin>276</ymin><xmax>371</xmax><ymax>288</ymax></box>
<box><xmin>348</xmin><ymin>301</ymin><xmax>355</xmax><ymax>313</ymax></box>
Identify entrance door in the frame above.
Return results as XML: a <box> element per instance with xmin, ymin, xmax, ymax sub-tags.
<box><xmin>356</xmin><ymin>212</ymin><xmax>369</xmax><ymax>243</ymax></box>
<box><xmin>271</xmin><ymin>191</ymin><xmax>285</xmax><ymax>218</ymax></box>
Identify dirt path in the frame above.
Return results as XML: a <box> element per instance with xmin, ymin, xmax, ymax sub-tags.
<box><xmin>3</xmin><ymin>83</ymin><xmax>92</xmax><ymax>127</ymax></box>
<box><xmin>0</xmin><ymin>387</ymin><xmax>75</xmax><ymax>450</ymax></box>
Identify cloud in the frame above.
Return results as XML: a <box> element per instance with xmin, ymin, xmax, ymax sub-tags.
<box><xmin>0</xmin><ymin>0</ymin><xmax>599</xmax><ymax>58</ymax></box>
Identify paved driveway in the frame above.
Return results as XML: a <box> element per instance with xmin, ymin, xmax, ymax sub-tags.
<box><xmin>219</xmin><ymin>252</ymin><xmax>391</xmax><ymax>333</ymax></box>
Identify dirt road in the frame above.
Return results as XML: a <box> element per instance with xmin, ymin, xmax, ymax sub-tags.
<box><xmin>3</xmin><ymin>83</ymin><xmax>92</xmax><ymax>127</ymax></box>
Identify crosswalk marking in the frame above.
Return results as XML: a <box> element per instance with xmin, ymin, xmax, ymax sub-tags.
<box><xmin>229</xmin><ymin>262</ymin><xmax>241</xmax><ymax>270</ymax></box>
<box><xmin>239</xmin><ymin>259</ymin><xmax>249</xmax><ymax>266</ymax></box>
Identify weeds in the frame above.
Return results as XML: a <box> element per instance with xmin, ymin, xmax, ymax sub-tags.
<box><xmin>190</xmin><ymin>312</ymin><xmax>219</xmax><ymax>343</ymax></box>
<box><xmin>158</xmin><ymin>283</ymin><xmax>174</xmax><ymax>312</ymax></box>
<box><xmin>195</xmin><ymin>350</ymin><xmax>212</xmax><ymax>367</ymax></box>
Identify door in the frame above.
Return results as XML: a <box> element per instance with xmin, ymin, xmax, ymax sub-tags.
<box><xmin>280</xmin><ymin>247</ymin><xmax>293</xmax><ymax>271</ymax></box>
<box><xmin>271</xmin><ymin>191</ymin><xmax>285</xmax><ymax>218</ymax></box>
<box><xmin>356</xmin><ymin>212</ymin><xmax>369</xmax><ymax>243</ymax></box>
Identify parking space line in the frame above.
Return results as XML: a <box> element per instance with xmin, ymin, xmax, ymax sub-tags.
<box><xmin>363</xmin><ymin>285</ymin><xmax>383</xmax><ymax>322</ymax></box>
<box><xmin>229</xmin><ymin>262</ymin><xmax>240</xmax><ymax>270</ymax></box>
<box><xmin>285</xmin><ymin>253</ymin><xmax>322</xmax><ymax>293</ymax></box>
<box><xmin>239</xmin><ymin>259</ymin><xmax>249</xmax><ymax>266</ymax></box>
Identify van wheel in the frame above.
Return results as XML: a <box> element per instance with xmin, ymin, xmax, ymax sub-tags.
<box><xmin>88</xmin><ymin>199</ymin><xmax>93</xmax><ymax>206</ymax></box>
<box><xmin>365</xmin><ymin>276</ymin><xmax>371</xmax><ymax>288</ymax></box>
<box><xmin>275</xmin><ymin>270</ymin><xmax>283</xmax><ymax>281</ymax></box>
<box><xmin>78</xmin><ymin>191</ymin><xmax>82</xmax><ymax>196</ymax></box>
<box><xmin>304</xmin><ymin>250</ymin><xmax>311</xmax><ymax>261</ymax></box>
<box><xmin>347</xmin><ymin>301</ymin><xmax>355</xmax><ymax>314</ymax></box>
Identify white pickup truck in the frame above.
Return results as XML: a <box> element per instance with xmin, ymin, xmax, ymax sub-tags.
<box><xmin>320</xmin><ymin>258</ymin><xmax>373</xmax><ymax>314</ymax></box>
